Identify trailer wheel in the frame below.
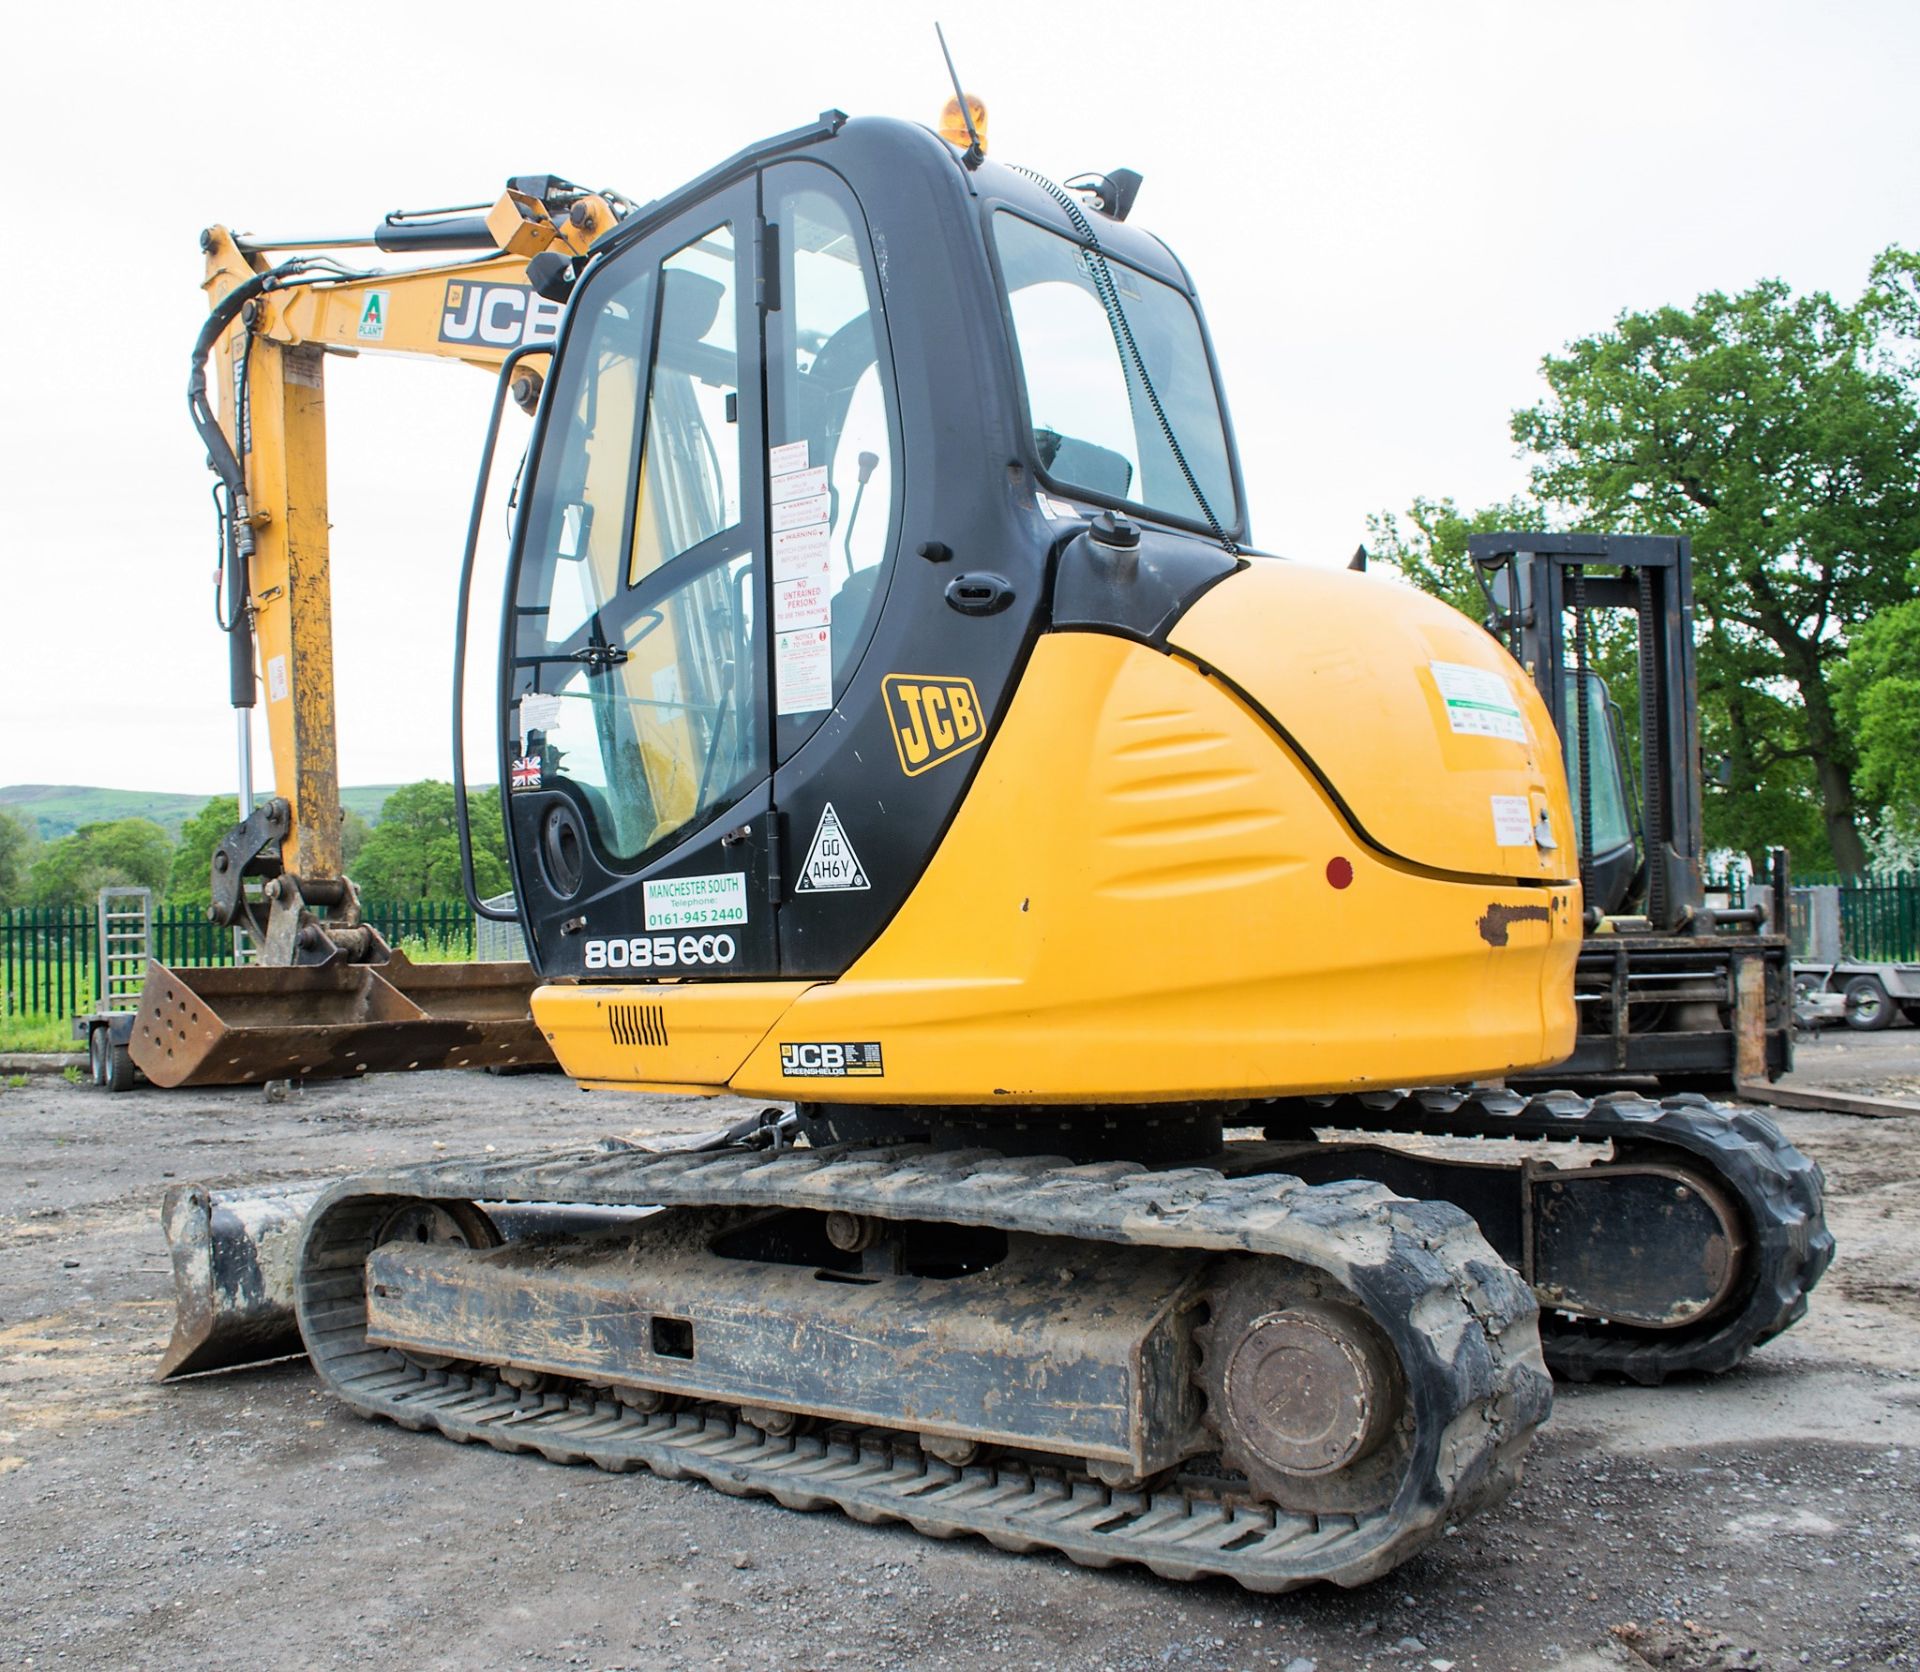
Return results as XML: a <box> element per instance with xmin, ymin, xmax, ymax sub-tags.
<box><xmin>88</xmin><ymin>1027</ymin><xmax>108</xmax><ymax>1088</ymax></box>
<box><xmin>104</xmin><ymin>1041</ymin><xmax>139</xmax><ymax>1093</ymax></box>
<box><xmin>1843</xmin><ymin>974</ymin><xmax>1896</xmax><ymax>1032</ymax></box>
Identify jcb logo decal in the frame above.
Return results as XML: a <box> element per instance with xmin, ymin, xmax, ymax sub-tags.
<box><xmin>439</xmin><ymin>281</ymin><xmax>565</xmax><ymax>348</ymax></box>
<box><xmin>882</xmin><ymin>675</ymin><xmax>985</xmax><ymax>776</ymax></box>
<box><xmin>779</xmin><ymin>1041</ymin><xmax>885</xmax><ymax>1078</ymax></box>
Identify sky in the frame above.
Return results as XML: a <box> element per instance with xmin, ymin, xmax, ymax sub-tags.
<box><xmin>3</xmin><ymin>0</ymin><xmax>1916</xmax><ymax>798</ymax></box>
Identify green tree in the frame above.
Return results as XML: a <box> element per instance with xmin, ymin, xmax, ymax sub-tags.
<box><xmin>1365</xmin><ymin>494</ymin><xmax>1549</xmax><ymax>617</ymax></box>
<box><xmin>1835</xmin><ymin>572</ymin><xmax>1920</xmax><ymax>847</ymax></box>
<box><xmin>0</xmin><ymin>808</ymin><xmax>36</xmax><ymax>908</ymax></box>
<box><xmin>341</xmin><ymin>806</ymin><xmax>373</xmax><ymax>873</ymax></box>
<box><xmin>27</xmin><ymin>818</ymin><xmax>174</xmax><ymax>908</ymax></box>
<box><xmin>1511</xmin><ymin>249</ymin><xmax>1920</xmax><ymax>875</ymax></box>
<box><xmin>164</xmin><ymin>796</ymin><xmax>240</xmax><ymax>907</ymax></box>
<box><xmin>347</xmin><ymin>780</ymin><xmax>508</xmax><ymax>902</ymax></box>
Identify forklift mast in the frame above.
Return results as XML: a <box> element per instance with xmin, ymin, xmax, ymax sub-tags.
<box><xmin>1467</xmin><ymin>531</ymin><xmax>1793</xmax><ymax>1087</ymax></box>
<box><xmin>1470</xmin><ymin>532</ymin><xmax>1706</xmax><ymax>932</ymax></box>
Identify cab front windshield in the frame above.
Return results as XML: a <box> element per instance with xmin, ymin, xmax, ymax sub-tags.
<box><xmin>992</xmin><ymin>210</ymin><xmax>1238</xmax><ymax>530</ymax></box>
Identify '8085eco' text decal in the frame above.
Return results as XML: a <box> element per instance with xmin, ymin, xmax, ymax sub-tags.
<box><xmin>583</xmin><ymin>933</ymin><xmax>736</xmax><ymax>971</ymax></box>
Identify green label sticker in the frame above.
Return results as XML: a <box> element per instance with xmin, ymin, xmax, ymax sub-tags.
<box><xmin>356</xmin><ymin>291</ymin><xmax>390</xmax><ymax>341</ymax></box>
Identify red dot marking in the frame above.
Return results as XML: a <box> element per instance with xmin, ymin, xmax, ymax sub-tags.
<box><xmin>1326</xmin><ymin>856</ymin><xmax>1354</xmax><ymax>890</ymax></box>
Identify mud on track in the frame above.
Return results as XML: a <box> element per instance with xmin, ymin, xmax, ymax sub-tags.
<box><xmin>2</xmin><ymin>1032</ymin><xmax>1916</xmax><ymax>1670</ymax></box>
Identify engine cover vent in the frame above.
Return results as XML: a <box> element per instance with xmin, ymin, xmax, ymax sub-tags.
<box><xmin>608</xmin><ymin>1002</ymin><xmax>669</xmax><ymax>1048</ymax></box>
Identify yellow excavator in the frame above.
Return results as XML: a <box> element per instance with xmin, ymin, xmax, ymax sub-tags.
<box><xmin>151</xmin><ymin>101</ymin><xmax>1830</xmax><ymax>1591</ymax></box>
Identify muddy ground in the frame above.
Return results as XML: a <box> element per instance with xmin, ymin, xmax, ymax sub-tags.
<box><xmin>2</xmin><ymin>1033</ymin><xmax>1917</xmax><ymax>1672</ymax></box>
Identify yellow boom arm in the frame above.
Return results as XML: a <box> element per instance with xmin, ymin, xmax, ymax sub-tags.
<box><xmin>194</xmin><ymin>182</ymin><xmax>613</xmax><ymax>950</ymax></box>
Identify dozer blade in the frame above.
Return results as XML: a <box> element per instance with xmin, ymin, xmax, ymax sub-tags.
<box><xmin>157</xmin><ymin>1178</ymin><xmax>653</xmax><ymax>1381</ymax></box>
<box><xmin>128</xmin><ymin>951</ymin><xmax>553</xmax><ymax>1089</ymax></box>
<box><xmin>157</xmin><ymin>1181</ymin><xmax>321</xmax><ymax>1379</ymax></box>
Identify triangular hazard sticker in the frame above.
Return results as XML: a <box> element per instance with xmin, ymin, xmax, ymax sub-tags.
<box><xmin>795</xmin><ymin>802</ymin><xmax>869</xmax><ymax>892</ymax></box>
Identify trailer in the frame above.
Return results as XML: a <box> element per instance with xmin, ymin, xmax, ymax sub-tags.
<box><xmin>71</xmin><ymin>885</ymin><xmax>153</xmax><ymax>1092</ymax></box>
<box><xmin>1790</xmin><ymin>882</ymin><xmax>1920</xmax><ymax>1031</ymax></box>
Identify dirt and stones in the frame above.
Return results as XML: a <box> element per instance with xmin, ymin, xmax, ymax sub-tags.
<box><xmin>1</xmin><ymin>1033</ymin><xmax>1916</xmax><ymax>1670</ymax></box>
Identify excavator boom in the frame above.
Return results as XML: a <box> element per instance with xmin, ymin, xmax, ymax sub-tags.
<box><xmin>131</xmin><ymin>177</ymin><xmax>626</xmax><ymax>1091</ymax></box>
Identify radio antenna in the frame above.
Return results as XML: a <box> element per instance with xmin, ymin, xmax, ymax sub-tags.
<box><xmin>935</xmin><ymin>23</ymin><xmax>984</xmax><ymax>170</ymax></box>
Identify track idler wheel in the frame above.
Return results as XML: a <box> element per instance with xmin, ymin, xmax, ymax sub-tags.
<box><xmin>370</xmin><ymin>1199</ymin><xmax>500</xmax><ymax>1373</ymax></box>
<box><xmin>1198</xmin><ymin>1260</ymin><xmax>1410</xmax><ymax>1515</ymax></box>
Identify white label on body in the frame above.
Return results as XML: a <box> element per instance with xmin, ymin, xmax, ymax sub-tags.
<box><xmin>1430</xmin><ymin>660</ymin><xmax>1527</xmax><ymax>743</ymax></box>
<box><xmin>519</xmin><ymin>692</ymin><xmax>565</xmax><ymax>736</ymax></box>
<box><xmin>772</xmin><ymin>493</ymin><xmax>832</xmax><ymax>533</ymax></box>
<box><xmin>267</xmin><ymin>655</ymin><xmax>288</xmax><ymax>702</ymax></box>
<box><xmin>1491</xmin><ymin>795</ymin><xmax>1535</xmax><ymax>847</ymax></box>
<box><xmin>796</xmin><ymin>802</ymin><xmax>870</xmax><ymax>892</ymax></box>
<box><xmin>768</xmin><ymin>440</ymin><xmax>810</xmax><ymax>476</ymax></box>
<box><xmin>770</xmin><ymin>465</ymin><xmax>829</xmax><ymax>505</ymax></box>
<box><xmin>775</xmin><ymin>625</ymin><xmax>833</xmax><ymax>714</ymax></box>
<box><xmin>642</xmin><ymin>872</ymin><xmax>748</xmax><ymax>930</ymax></box>
<box><xmin>774</xmin><ymin>557</ymin><xmax>834</xmax><ymax>632</ymax></box>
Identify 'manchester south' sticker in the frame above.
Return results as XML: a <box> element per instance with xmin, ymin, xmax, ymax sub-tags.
<box><xmin>779</xmin><ymin>1041</ymin><xmax>884</xmax><ymax>1078</ymax></box>
<box><xmin>882</xmin><ymin>675</ymin><xmax>984</xmax><ymax>776</ymax></box>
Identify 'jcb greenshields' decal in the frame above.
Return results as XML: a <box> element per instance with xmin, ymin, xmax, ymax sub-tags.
<box><xmin>882</xmin><ymin>675</ymin><xmax>985</xmax><ymax>776</ymax></box>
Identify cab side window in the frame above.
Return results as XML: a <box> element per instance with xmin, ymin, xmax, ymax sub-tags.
<box><xmin>512</xmin><ymin>212</ymin><xmax>760</xmax><ymax>866</ymax></box>
<box><xmin>763</xmin><ymin>165</ymin><xmax>899</xmax><ymax>758</ymax></box>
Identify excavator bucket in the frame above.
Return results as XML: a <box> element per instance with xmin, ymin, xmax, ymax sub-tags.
<box><xmin>128</xmin><ymin>951</ymin><xmax>554</xmax><ymax>1089</ymax></box>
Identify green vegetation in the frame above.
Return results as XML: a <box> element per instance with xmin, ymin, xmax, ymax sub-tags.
<box><xmin>6</xmin><ymin>1073</ymin><xmax>31</xmax><ymax>1088</ymax></box>
<box><xmin>0</xmin><ymin>808</ymin><xmax>34</xmax><ymax>908</ymax></box>
<box><xmin>60</xmin><ymin>1064</ymin><xmax>84</xmax><ymax>1085</ymax></box>
<box><xmin>1</xmin><ymin>1016</ymin><xmax>79</xmax><ymax>1052</ymax></box>
<box><xmin>1835</xmin><ymin>569</ymin><xmax>1920</xmax><ymax>848</ymax></box>
<box><xmin>0</xmin><ymin>781</ymin><xmax>498</xmax><ymax>912</ymax></box>
<box><xmin>349</xmin><ymin>781</ymin><xmax>509</xmax><ymax>903</ymax></box>
<box><xmin>1378</xmin><ymin>246</ymin><xmax>1920</xmax><ymax>875</ymax></box>
<box><xmin>0</xmin><ymin>783</ymin><xmax>401</xmax><ymax>842</ymax></box>
<box><xmin>27</xmin><ymin>819</ymin><xmax>173</xmax><ymax>909</ymax></box>
<box><xmin>163</xmin><ymin>797</ymin><xmax>240</xmax><ymax>909</ymax></box>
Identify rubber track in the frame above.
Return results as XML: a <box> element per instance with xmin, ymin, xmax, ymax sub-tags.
<box><xmin>293</xmin><ymin>1142</ymin><xmax>1552</xmax><ymax>1591</ymax></box>
<box><xmin>1260</xmin><ymin>1089</ymin><xmax>1834</xmax><ymax>1384</ymax></box>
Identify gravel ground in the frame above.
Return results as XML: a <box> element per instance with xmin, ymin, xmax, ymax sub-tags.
<box><xmin>1</xmin><ymin>1032</ymin><xmax>1917</xmax><ymax>1671</ymax></box>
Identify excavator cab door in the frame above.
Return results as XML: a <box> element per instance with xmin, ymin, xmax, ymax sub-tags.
<box><xmin>503</xmin><ymin>181</ymin><xmax>780</xmax><ymax>977</ymax></box>
<box><xmin>500</xmin><ymin>160</ymin><xmax>914</xmax><ymax>980</ymax></box>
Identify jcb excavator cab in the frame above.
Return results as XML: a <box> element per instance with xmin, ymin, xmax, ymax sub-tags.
<box><xmin>497</xmin><ymin>114</ymin><xmax>1247</xmax><ymax>977</ymax></box>
<box><xmin>484</xmin><ymin>113</ymin><xmax>1583</xmax><ymax>1102</ymax></box>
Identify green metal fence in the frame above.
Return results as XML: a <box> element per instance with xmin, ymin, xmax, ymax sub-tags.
<box><xmin>1838</xmin><ymin>872</ymin><xmax>1920</xmax><ymax>962</ymax></box>
<box><xmin>0</xmin><ymin>900</ymin><xmax>480</xmax><ymax>1020</ymax></box>
<box><xmin>1792</xmin><ymin>872</ymin><xmax>1920</xmax><ymax>962</ymax></box>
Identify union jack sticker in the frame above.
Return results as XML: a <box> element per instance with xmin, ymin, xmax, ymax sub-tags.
<box><xmin>510</xmin><ymin>755</ymin><xmax>542</xmax><ymax>791</ymax></box>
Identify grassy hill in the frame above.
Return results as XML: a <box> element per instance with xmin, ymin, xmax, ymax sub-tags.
<box><xmin>0</xmin><ymin>784</ymin><xmax>402</xmax><ymax>841</ymax></box>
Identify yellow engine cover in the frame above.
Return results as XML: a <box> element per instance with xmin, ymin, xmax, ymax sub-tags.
<box><xmin>537</xmin><ymin>612</ymin><xmax>1579</xmax><ymax>1105</ymax></box>
<box><xmin>1169</xmin><ymin>561</ymin><xmax>1574</xmax><ymax>882</ymax></box>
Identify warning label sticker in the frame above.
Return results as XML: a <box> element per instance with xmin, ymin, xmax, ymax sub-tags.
<box><xmin>1490</xmin><ymin>795</ymin><xmax>1534</xmax><ymax>847</ymax></box>
<box><xmin>768</xmin><ymin>440</ymin><xmax>810</xmax><ymax>477</ymax></box>
<box><xmin>775</xmin><ymin>626</ymin><xmax>833</xmax><ymax>715</ymax></box>
<box><xmin>796</xmin><ymin>803</ymin><xmax>869</xmax><ymax>893</ymax></box>
<box><xmin>772</xmin><ymin>493</ymin><xmax>833</xmax><ymax>533</ymax></box>
<box><xmin>1430</xmin><ymin>661</ymin><xmax>1528</xmax><ymax>743</ymax></box>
